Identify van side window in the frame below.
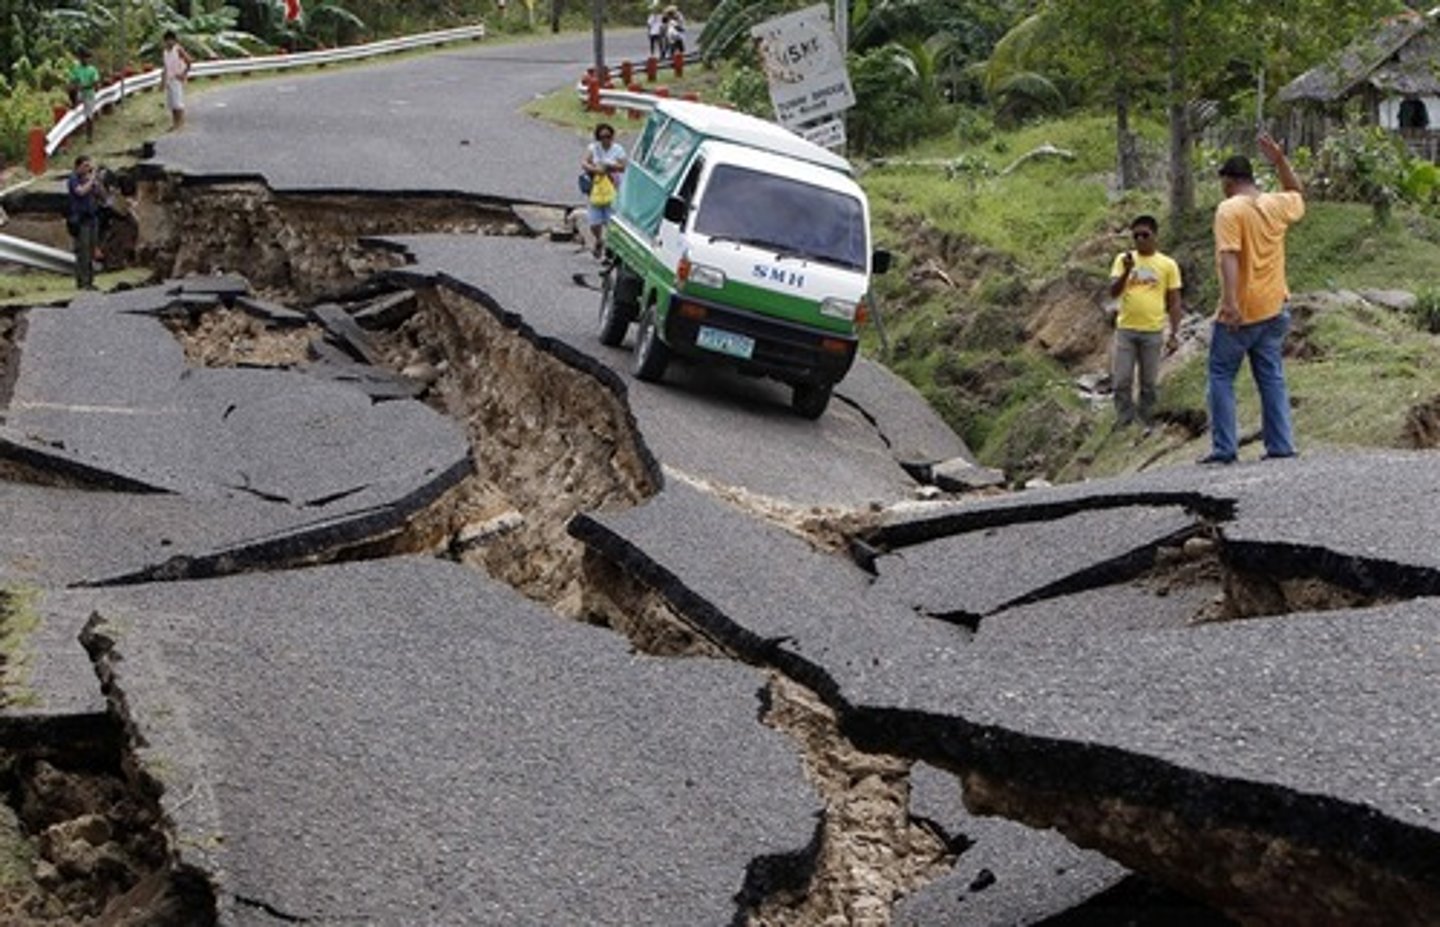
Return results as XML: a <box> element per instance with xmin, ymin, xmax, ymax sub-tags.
<box><xmin>677</xmin><ymin>158</ymin><xmax>704</xmax><ymax>202</ymax></box>
<box><xmin>633</xmin><ymin>115</ymin><xmax>664</xmax><ymax>164</ymax></box>
<box><xmin>643</xmin><ymin>119</ymin><xmax>699</xmax><ymax>187</ymax></box>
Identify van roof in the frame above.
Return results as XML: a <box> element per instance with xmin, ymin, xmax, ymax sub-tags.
<box><xmin>698</xmin><ymin>140</ymin><xmax>866</xmax><ymax>202</ymax></box>
<box><xmin>651</xmin><ymin>98</ymin><xmax>853</xmax><ymax>176</ymax></box>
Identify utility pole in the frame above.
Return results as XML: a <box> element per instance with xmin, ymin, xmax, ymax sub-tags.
<box><xmin>592</xmin><ymin>0</ymin><xmax>605</xmax><ymax>81</ymax></box>
<box><xmin>117</xmin><ymin>0</ymin><xmax>128</xmax><ymax>108</ymax></box>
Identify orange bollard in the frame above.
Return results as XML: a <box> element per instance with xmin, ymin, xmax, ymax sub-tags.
<box><xmin>683</xmin><ymin>92</ymin><xmax>699</xmax><ymax>103</ymax></box>
<box><xmin>655</xmin><ymin>86</ymin><xmax>670</xmax><ymax>98</ymax></box>
<box><xmin>27</xmin><ymin>128</ymin><xmax>46</xmax><ymax>174</ymax></box>
<box><xmin>586</xmin><ymin>77</ymin><xmax>601</xmax><ymax>112</ymax></box>
<box><xmin>53</xmin><ymin>104</ymin><xmax>68</xmax><ymax>123</ymax></box>
<box><xmin>645</xmin><ymin>57</ymin><xmax>658</xmax><ymax>82</ymax></box>
<box><xmin>620</xmin><ymin>60</ymin><xmax>633</xmax><ymax>84</ymax></box>
<box><xmin>601</xmin><ymin>80</ymin><xmax>615</xmax><ymax>116</ymax></box>
<box><xmin>672</xmin><ymin>51</ymin><xmax>684</xmax><ymax>78</ymax></box>
<box><xmin>627</xmin><ymin>84</ymin><xmax>644</xmax><ymax>119</ymax></box>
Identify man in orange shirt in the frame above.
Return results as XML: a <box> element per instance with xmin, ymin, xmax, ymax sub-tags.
<box><xmin>1200</xmin><ymin>133</ymin><xmax>1304</xmax><ymax>464</ymax></box>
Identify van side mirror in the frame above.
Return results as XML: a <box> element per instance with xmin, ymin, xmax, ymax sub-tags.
<box><xmin>871</xmin><ymin>249</ymin><xmax>892</xmax><ymax>275</ymax></box>
<box><xmin>663</xmin><ymin>196</ymin><xmax>689</xmax><ymax>224</ymax></box>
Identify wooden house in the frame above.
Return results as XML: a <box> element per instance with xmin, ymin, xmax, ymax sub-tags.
<box><xmin>1278</xmin><ymin>7</ymin><xmax>1440</xmax><ymax>162</ymax></box>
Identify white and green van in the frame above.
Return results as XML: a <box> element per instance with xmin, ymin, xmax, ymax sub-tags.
<box><xmin>597</xmin><ymin>98</ymin><xmax>890</xmax><ymax>418</ymax></box>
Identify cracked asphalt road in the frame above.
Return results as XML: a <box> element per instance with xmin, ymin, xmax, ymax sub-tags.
<box><xmin>2</xmin><ymin>27</ymin><xmax>1438</xmax><ymax>927</ymax></box>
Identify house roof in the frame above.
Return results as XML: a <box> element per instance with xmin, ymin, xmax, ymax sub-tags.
<box><xmin>1279</xmin><ymin>8</ymin><xmax>1440</xmax><ymax>104</ymax></box>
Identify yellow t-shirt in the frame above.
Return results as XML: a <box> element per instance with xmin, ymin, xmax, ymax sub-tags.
<box><xmin>1109</xmin><ymin>251</ymin><xmax>1182</xmax><ymax>332</ymax></box>
<box><xmin>1214</xmin><ymin>191</ymin><xmax>1305</xmax><ymax>324</ymax></box>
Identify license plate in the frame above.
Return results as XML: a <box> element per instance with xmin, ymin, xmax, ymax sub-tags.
<box><xmin>696</xmin><ymin>325</ymin><xmax>755</xmax><ymax>360</ymax></box>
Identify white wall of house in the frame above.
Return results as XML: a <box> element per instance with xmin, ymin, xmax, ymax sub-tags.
<box><xmin>1379</xmin><ymin>95</ymin><xmax>1440</xmax><ymax>130</ymax></box>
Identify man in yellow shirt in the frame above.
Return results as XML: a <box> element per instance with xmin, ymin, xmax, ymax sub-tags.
<box><xmin>1201</xmin><ymin>134</ymin><xmax>1305</xmax><ymax>464</ymax></box>
<box><xmin>1108</xmin><ymin>214</ymin><xmax>1183</xmax><ymax>430</ymax></box>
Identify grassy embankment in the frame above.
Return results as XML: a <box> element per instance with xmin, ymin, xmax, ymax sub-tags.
<box><xmin>862</xmin><ymin>114</ymin><xmax>1440</xmax><ymax>481</ymax></box>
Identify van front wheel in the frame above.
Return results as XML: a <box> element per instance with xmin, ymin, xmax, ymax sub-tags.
<box><xmin>791</xmin><ymin>382</ymin><xmax>832</xmax><ymax>419</ymax></box>
<box><xmin>632</xmin><ymin>308</ymin><xmax>670</xmax><ymax>382</ymax></box>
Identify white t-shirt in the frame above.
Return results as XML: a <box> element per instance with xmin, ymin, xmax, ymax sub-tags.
<box><xmin>588</xmin><ymin>140</ymin><xmax>627</xmax><ymax>172</ymax></box>
<box><xmin>163</xmin><ymin>44</ymin><xmax>188</xmax><ymax>82</ymax></box>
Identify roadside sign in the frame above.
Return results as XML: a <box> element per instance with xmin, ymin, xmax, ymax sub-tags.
<box><xmin>796</xmin><ymin>117</ymin><xmax>846</xmax><ymax>150</ymax></box>
<box><xmin>750</xmin><ymin>4</ymin><xmax>855</xmax><ymax>129</ymax></box>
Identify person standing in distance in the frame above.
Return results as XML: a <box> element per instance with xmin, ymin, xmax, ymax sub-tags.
<box><xmin>67</xmin><ymin>155</ymin><xmax>105</xmax><ymax>290</ymax></box>
<box><xmin>1107</xmin><ymin>214</ymin><xmax>1182</xmax><ymax>431</ymax></box>
<box><xmin>647</xmin><ymin>4</ymin><xmax>665</xmax><ymax>59</ymax></box>
<box><xmin>1201</xmin><ymin>134</ymin><xmax>1305</xmax><ymax>465</ymax></box>
<box><xmin>162</xmin><ymin>30</ymin><xmax>193</xmax><ymax>131</ymax></box>
<box><xmin>69</xmin><ymin>48</ymin><xmax>101</xmax><ymax>142</ymax></box>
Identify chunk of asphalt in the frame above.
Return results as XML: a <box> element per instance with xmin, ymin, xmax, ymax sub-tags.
<box><xmin>511</xmin><ymin>204</ymin><xmax>572</xmax><ymax>239</ymax></box>
<box><xmin>82</xmin><ymin>557</ymin><xmax>821</xmax><ymax>925</ymax></box>
<box><xmin>928</xmin><ymin>455</ymin><xmax>1007</xmax><ymax>492</ymax></box>
<box><xmin>350</xmin><ymin>288</ymin><xmax>418</xmax><ymax>330</ymax></box>
<box><xmin>172</xmin><ymin>273</ymin><xmax>251</xmax><ymax>304</ymax></box>
<box><xmin>306</xmin><ymin>302</ymin><xmax>384</xmax><ymax>367</ymax></box>
<box><xmin>868</xmin><ymin>505</ymin><xmax>1197</xmax><ymax>618</ymax></box>
<box><xmin>978</xmin><ymin>581</ymin><xmax>1218</xmax><ymax>641</ymax></box>
<box><xmin>896</xmin><ymin>763</ymin><xmax>1133</xmax><ymax>926</ymax></box>
<box><xmin>234</xmin><ymin>295</ymin><xmax>311</xmax><ymax>327</ymax></box>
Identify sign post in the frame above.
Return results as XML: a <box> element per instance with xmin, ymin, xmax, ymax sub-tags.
<box><xmin>750</xmin><ymin>4</ymin><xmax>855</xmax><ymax>150</ymax></box>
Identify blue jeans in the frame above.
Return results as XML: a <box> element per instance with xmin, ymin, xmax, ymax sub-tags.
<box><xmin>1206</xmin><ymin>308</ymin><xmax>1295</xmax><ymax>459</ymax></box>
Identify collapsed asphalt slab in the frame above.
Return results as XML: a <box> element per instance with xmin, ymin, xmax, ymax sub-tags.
<box><xmin>868</xmin><ymin>505</ymin><xmax>1197</xmax><ymax>619</ymax></box>
<box><xmin>570</xmin><ymin>473</ymin><xmax>1440</xmax><ymax>923</ymax></box>
<box><xmin>379</xmin><ymin>232</ymin><xmax>971</xmax><ymax>508</ymax></box>
<box><xmin>868</xmin><ymin>450</ymin><xmax>1440</xmax><ymax>599</ymax></box>
<box><xmin>892</xmin><ymin>761</ymin><xmax>1145</xmax><ymax>925</ymax></box>
<box><xmin>3</xmin><ymin>286</ymin><xmax>473</xmax><ymax>583</ymax></box>
<box><xmin>68</xmin><ymin>557</ymin><xmax>820</xmax><ymax>924</ymax></box>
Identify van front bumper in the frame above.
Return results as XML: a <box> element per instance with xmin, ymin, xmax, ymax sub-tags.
<box><xmin>663</xmin><ymin>294</ymin><xmax>857</xmax><ymax>386</ymax></box>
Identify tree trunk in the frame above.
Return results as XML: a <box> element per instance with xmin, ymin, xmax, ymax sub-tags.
<box><xmin>1166</xmin><ymin>0</ymin><xmax>1194</xmax><ymax>236</ymax></box>
<box><xmin>1116</xmin><ymin>83</ymin><xmax>1139</xmax><ymax>191</ymax></box>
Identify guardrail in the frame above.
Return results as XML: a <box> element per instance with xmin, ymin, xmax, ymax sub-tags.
<box><xmin>42</xmin><ymin>24</ymin><xmax>489</xmax><ymax>160</ymax></box>
<box><xmin>0</xmin><ymin>233</ymin><xmax>74</xmax><ymax>274</ymax></box>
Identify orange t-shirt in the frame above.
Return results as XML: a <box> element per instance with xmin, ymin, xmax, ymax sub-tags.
<box><xmin>1213</xmin><ymin>190</ymin><xmax>1305</xmax><ymax>324</ymax></box>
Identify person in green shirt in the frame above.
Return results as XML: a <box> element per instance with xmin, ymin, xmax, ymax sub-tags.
<box><xmin>68</xmin><ymin>48</ymin><xmax>101</xmax><ymax>142</ymax></box>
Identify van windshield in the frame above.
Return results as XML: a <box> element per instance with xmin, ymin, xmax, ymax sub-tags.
<box><xmin>692</xmin><ymin>165</ymin><xmax>866</xmax><ymax>271</ymax></box>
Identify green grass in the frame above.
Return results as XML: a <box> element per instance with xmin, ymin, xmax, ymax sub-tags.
<box><xmin>1285</xmin><ymin>201</ymin><xmax>1440</xmax><ymax>293</ymax></box>
<box><xmin>863</xmin><ymin>114</ymin><xmax>1118</xmax><ymax>277</ymax></box>
<box><xmin>854</xmin><ymin>109</ymin><xmax>1440</xmax><ymax>483</ymax></box>
<box><xmin>0</xmin><ymin>584</ymin><xmax>42</xmax><ymax>709</ymax></box>
<box><xmin>0</xmin><ymin>267</ymin><xmax>152</xmax><ymax>307</ymax></box>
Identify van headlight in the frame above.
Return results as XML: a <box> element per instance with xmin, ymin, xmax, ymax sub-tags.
<box><xmin>687</xmin><ymin>262</ymin><xmax>726</xmax><ymax>289</ymax></box>
<box><xmin>820</xmin><ymin>297</ymin><xmax>858</xmax><ymax>321</ymax></box>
